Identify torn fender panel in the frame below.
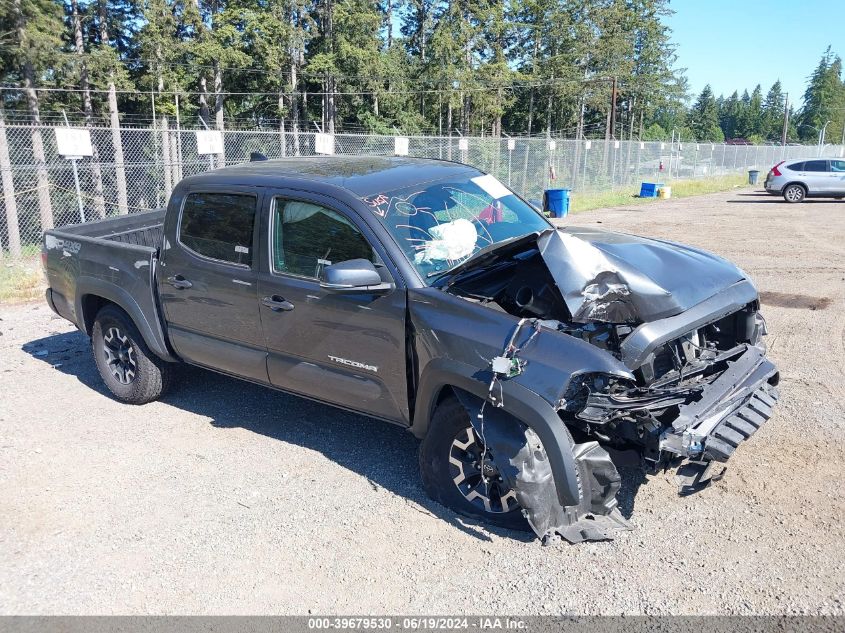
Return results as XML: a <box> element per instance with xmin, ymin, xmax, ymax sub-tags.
<box><xmin>408</xmin><ymin>288</ymin><xmax>634</xmax><ymax>409</ymax></box>
<box><xmin>454</xmin><ymin>391</ymin><xmax>631</xmax><ymax>544</ymax></box>
<box><xmin>537</xmin><ymin>227</ymin><xmax>746</xmax><ymax>323</ymax></box>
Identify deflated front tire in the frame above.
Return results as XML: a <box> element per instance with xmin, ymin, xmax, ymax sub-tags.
<box><xmin>419</xmin><ymin>396</ymin><xmax>529</xmax><ymax>531</ymax></box>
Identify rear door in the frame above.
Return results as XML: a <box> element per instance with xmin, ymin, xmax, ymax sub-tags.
<box><xmin>256</xmin><ymin>190</ymin><xmax>410</xmax><ymax>423</ymax></box>
<box><xmin>801</xmin><ymin>159</ymin><xmax>829</xmax><ymax>193</ymax></box>
<box><xmin>829</xmin><ymin>159</ymin><xmax>845</xmax><ymax>194</ymax></box>
<box><xmin>158</xmin><ymin>187</ymin><xmax>268</xmax><ymax>382</ymax></box>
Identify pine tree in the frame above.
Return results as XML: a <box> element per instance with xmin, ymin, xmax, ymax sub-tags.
<box><xmin>762</xmin><ymin>80</ymin><xmax>785</xmax><ymax>141</ymax></box>
<box><xmin>719</xmin><ymin>91</ymin><xmax>740</xmax><ymax>139</ymax></box>
<box><xmin>799</xmin><ymin>47</ymin><xmax>845</xmax><ymax>143</ymax></box>
<box><xmin>0</xmin><ymin>0</ymin><xmax>63</xmax><ymax>229</ymax></box>
<box><xmin>689</xmin><ymin>85</ymin><xmax>723</xmax><ymax>141</ymax></box>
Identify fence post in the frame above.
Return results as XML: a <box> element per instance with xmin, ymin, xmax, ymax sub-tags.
<box><xmin>169</xmin><ymin>122</ymin><xmax>180</xmax><ymax>186</ymax></box>
<box><xmin>0</xmin><ymin>113</ymin><xmax>21</xmax><ymax>257</ymax></box>
<box><xmin>161</xmin><ymin>115</ymin><xmax>172</xmax><ymax>201</ymax></box>
<box><xmin>30</xmin><ymin>124</ymin><xmax>53</xmax><ymax>230</ymax></box>
<box><xmin>109</xmin><ymin>85</ymin><xmax>129</xmax><ymax>215</ymax></box>
<box><xmin>88</xmin><ymin>132</ymin><xmax>106</xmax><ymax>219</ymax></box>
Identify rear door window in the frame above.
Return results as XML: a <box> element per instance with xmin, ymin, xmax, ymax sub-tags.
<box><xmin>803</xmin><ymin>160</ymin><xmax>828</xmax><ymax>172</ymax></box>
<box><xmin>179</xmin><ymin>192</ymin><xmax>256</xmax><ymax>266</ymax></box>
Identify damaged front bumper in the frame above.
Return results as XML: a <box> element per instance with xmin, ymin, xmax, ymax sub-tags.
<box><xmin>468</xmin><ymin>343</ymin><xmax>779</xmax><ymax>545</ymax></box>
<box><xmin>659</xmin><ymin>344</ymin><xmax>779</xmax><ymax>463</ymax></box>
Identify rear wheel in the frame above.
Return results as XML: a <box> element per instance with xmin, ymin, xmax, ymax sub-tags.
<box><xmin>92</xmin><ymin>304</ymin><xmax>172</xmax><ymax>404</ymax></box>
<box><xmin>783</xmin><ymin>184</ymin><xmax>806</xmax><ymax>203</ymax></box>
<box><xmin>419</xmin><ymin>396</ymin><xmax>527</xmax><ymax>530</ymax></box>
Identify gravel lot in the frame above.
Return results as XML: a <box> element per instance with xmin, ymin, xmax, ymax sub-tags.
<box><xmin>1</xmin><ymin>188</ymin><xmax>844</xmax><ymax>615</ymax></box>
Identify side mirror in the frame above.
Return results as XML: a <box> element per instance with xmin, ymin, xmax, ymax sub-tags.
<box><xmin>319</xmin><ymin>259</ymin><xmax>393</xmax><ymax>293</ymax></box>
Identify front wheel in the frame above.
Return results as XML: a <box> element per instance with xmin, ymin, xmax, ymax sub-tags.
<box><xmin>419</xmin><ymin>396</ymin><xmax>528</xmax><ymax>530</ymax></box>
<box><xmin>783</xmin><ymin>184</ymin><xmax>806</xmax><ymax>203</ymax></box>
<box><xmin>92</xmin><ymin>304</ymin><xmax>173</xmax><ymax>404</ymax></box>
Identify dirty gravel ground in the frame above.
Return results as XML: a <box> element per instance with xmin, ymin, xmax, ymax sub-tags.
<box><xmin>1</xmin><ymin>189</ymin><xmax>844</xmax><ymax>615</ymax></box>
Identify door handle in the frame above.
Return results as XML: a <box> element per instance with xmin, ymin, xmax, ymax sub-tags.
<box><xmin>262</xmin><ymin>295</ymin><xmax>295</xmax><ymax>312</ymax></box>
<box><xmin>167</xmin><ymin>275</ymin><xmax>193</xmax><ymax>289</ymax></box>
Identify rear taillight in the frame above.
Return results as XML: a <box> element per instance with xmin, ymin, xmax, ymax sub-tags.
<box><xmin>40</xmin><ymin>251</ymin><xmax>47</xmax><ymax>271</ymax></box>
<box><xmin>771</xmin><ymin>161</ymin><xmax>785</xmax><ymax>177</ymax></box>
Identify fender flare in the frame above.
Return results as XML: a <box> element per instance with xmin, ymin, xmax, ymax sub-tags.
<box><xmin>76</xmin><ymin>276</ymin><xmax>177</xmax><ymax>362</ymax></box>
<box><xmin>410</xmin><ymin>357</ymin><xmax>582</xmax><ymax>507</ymax></box>
<box><xmin>781</xmin><ymin>181</ymin><xmax>808</xmax><ymax>195</ymax></box>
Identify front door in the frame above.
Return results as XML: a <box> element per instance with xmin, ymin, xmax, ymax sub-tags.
<box><xmin>256</xmin><ymin>191</ymin><xmax>409</xmax><ymax>423</ymax></box>
<box><xmin>158</xmin><ymin>188</ymin><xmax>268</xmax><ymax>382</ymax></box>
<box><xmin>829</xmin><ymin>159</ymin><xmax>845</xmax><ymax>194</ymax></box>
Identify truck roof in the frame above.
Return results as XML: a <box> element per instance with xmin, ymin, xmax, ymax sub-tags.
<box><xmin>180</xmin><ymin>156</ymin><xmax>478</xmax><ymax>197</ymax></box>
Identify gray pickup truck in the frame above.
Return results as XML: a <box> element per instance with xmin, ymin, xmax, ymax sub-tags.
<box><xmin>43</xmin><ymin>156</ymin><xmax>780</xmax><ymax>543</ymax></box>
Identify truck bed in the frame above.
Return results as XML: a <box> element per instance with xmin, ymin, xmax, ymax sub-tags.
<box><xmin>42</xmin><ymin>209</ymin><xmax>174</xmax><ymax>361</ymax></box>
<box><xmin>54</xmin><ymin>209</ymin><xmax>166</xmax><ymax>249</ymax></box>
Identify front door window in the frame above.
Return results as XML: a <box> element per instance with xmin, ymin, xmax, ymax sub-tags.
<box><xmin>271</xmin><ymin>199</ymin><xmax>376</xmax><ymax>278</ymax></box>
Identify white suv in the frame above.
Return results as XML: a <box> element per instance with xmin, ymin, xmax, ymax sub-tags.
<box><xmin>764</xmin><ymin>158</ymin><xmax>845</xmax><ymax>202</ymax></box>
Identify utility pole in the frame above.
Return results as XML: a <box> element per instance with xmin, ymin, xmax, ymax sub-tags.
<box><xmin>781</xmin><ymin>92</ymin><xmax>789</xmax><ymax>146</ymax></box>
<box><xmin>840</xmin><ymin>118</ymin><xmax>845</xmax><ymax>148</ymax></box>
<box><xmin>609</xmin><ymin>77</ymin><xmax>618</xmax><ymax>139</ymax></box>
<box><xmin>605</xmin><ymin>77</ymin><xmax>618</xmax><ymax>141</ymax></box>
<box><xmin>603</xmin><ymin>77</ymin><xmax>617</xmax><ymax>177</ymax></box>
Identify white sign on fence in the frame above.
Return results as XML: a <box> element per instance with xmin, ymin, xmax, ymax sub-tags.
<box><xmin>196</xmin><ymin>130</ymin><xmax>224</xmax><ymax>155</ymax></box>
<box><xmin>394</xmin><ymin>137</ymin><xmax>409</xmax><ymax>156</ymax></box>
<box><xmin>315</xmin><ymin>133</ymin><xmax>335</xmax><ymax>155</ymax></box>
<box><xmin>507</xmin><ymin>138</ymin><xmax>515</xmax><ymax>151</ymax></box>
<box><xmin>584</xmin><ymin>140</ymin><xmax>592</xmax><ymax>149</ymax></box>
<box><xmin>548</xmin><ymin>140</ymin><xmax>556</xmax><ymax>151</ymax></box>
<box><xmin>458</xmin><ymin>138</ymin><xmax>469</xmax><ymax>151</ymax></box>
<box><xmin>55</xmin><ymin>128</ymin><xmax>93</xmax><ymax>158</ymax></box>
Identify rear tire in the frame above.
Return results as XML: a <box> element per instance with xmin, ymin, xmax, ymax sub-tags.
<box><xmin>91</xmin><ymin>304</ymin><xmax>172</xmax><ymax>404</ymax></box>
<box><xmin>419</xmin><ymin>396</ymin><xmax>528</xmax><ymax>530</ymax></box>
<box><xmin>783</xmin><ymin>184</ymin><xmax>806</xmax><ymax>203</ymax></box>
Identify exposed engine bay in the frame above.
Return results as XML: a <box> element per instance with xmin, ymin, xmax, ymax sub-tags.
<box><xmin>433</xmin><ymin>228</ymin><xmax>780</xmax><ymax>543</ymax></box>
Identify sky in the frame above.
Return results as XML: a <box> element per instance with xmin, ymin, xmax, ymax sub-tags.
<box><xmin>665</xmin><ymin>0</ymin><xmax>845</xmax><ymax>107</ymax></box>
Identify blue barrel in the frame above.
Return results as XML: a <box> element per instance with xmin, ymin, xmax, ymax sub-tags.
<box><xmin>639</xmin><ymin>182</ymin><xmax>664</xmax><ymax>198</ymax></box>
<box><xmin>544</xmin><ymin>188</ymin><xmax>571</xmax><ymax>218</ymax></box>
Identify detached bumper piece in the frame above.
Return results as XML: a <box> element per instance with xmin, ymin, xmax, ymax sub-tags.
<box><xmin>527</xmin><ymin>442</ymin><xmax>633</xmax><ymax>545</ymax></box>
<box><xmin>704</xmin><ymin>383</ymin><xmax>779</xmax><ymax>461</ymax></box>
<box><xmin>465</xmin><ymin>402</ymin><xmax>631</xmax><ymax>545</ymax></box>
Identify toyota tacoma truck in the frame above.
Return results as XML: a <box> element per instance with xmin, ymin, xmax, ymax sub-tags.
<box><xmin>42</xmin><ymin>156</ymin><xmax>780</xmax><ymax>543</ymax></box>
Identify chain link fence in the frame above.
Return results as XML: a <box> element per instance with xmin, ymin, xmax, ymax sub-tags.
<box><xmin>1</xmin><ymin>121</ymin><xmax>842</xmax><ymax>258</ymax></box>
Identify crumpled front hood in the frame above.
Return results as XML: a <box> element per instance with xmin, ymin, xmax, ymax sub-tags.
<box><xmin>539</xmin><ymin>227</ymin><xmax>747</xmax><ymax>323</ymax></box>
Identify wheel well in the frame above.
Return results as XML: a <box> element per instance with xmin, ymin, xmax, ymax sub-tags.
<box><xmin>784</xmin><ymin>181</ymin><xmax>807</xmax><ymax>193</ymax></box>
<box><xmin>80</xmin><ymin>295</ymin><xmax>115</xmax><ymax>334</ymax></box>
<box><xmin>432</xmin><ymin>384</ymin><xmax>458</xmax><ymax>413</ymax></box>
<box><xmin>412</xmin><ymin>384</ymin><xmax>459</xmax><ymax>437</ymax></box>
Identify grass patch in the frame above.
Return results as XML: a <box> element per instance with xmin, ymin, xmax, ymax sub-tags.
<box><xmin>569</xmin><ymin>174</ymin><xmax>749</xmax><ymax>213</ymax></box>
<box><xmin>0</xmin><ymin>258</ymin><xmax>45</xmax><ymax>304</ymax></box>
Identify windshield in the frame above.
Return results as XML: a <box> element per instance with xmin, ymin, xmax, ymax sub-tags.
<box><xmin>360</xmin><ymin>173</ymin><xmax>551</xmax><ymax>282</ymax></box>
